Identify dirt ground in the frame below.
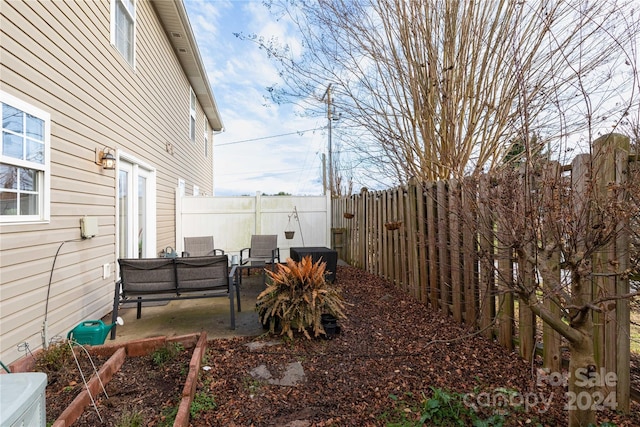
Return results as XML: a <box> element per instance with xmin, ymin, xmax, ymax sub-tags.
<box><xmin>39</xmin><ymin>343</ymin><xmax>191</xmax><ymax>426</ymax></box>
<box><xmin>42</xmin><ymin>265</ymin><xmax>640</xmax><ymax>426</ymax></box>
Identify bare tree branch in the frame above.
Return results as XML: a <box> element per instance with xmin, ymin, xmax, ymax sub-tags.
<box><xmin>240</xmin><ymin>0</ymin><xmax>639</xmax><ymax>188</ymax></box>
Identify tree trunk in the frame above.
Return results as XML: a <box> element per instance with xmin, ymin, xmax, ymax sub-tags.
<box><xmin>567</xmin><ymin>322</ymin><xmax>597</xmax><ymax>427</ymax></box>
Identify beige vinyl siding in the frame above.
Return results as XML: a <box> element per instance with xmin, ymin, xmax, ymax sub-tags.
<box><xmin>137</xmin><ymin>3</ymin><xmax>186</xmax><ymax>247</ymax></box>
<box><xmin>0</xmin><ymin>0</ymin><xmax>216</xmax><ymax>365</ymax></box>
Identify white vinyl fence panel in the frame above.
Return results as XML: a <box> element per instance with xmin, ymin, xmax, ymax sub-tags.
<box><xmin>176</xmin><ymin>192</ymin><xmax>331</xmax><ymax>260</ymax></box>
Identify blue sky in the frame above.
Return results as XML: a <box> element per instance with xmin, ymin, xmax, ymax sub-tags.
<box><xmin>183</xmin><ymin>0</ymin><xmax>329</xmax><ymax>196</ymax></box>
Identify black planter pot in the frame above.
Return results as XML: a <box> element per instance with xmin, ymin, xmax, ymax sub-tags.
<box><xmin>261</xmin><ymin>315</ymin><xmax>281</xmax><ymax>333</ymax></box>
<box><xmin>321</xmin><ymin>313</ymin><xmax>338</xmax><ymax>337</ymax></box>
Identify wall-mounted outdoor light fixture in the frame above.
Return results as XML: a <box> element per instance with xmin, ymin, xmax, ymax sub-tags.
<box><xmin>96</xmin><ymin>147</ymin><xmax>116</xmax><ymax>170</ymax></box>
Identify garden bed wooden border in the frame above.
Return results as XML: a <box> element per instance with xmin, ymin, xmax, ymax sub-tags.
<box><xmin>6</xmin><ymin>333</ymin><xmax>208</xmax><ymax>427</ymax></box>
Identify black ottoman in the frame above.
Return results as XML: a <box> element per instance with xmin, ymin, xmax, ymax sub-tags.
<box><xmin>290</xmin><ymin>247</ymin><xmax>338</xmax><ymax>283</ymax></box>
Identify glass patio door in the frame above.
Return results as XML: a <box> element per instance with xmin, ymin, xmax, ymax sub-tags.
<box><xmin>118</xmin><ymin>158</ymin><xmax>154</xmax><ymax>259</ymax></box>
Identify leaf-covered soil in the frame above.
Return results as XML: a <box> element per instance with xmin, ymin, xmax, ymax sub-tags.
<box><xmin>39</xmin><ymin>344</ymin><xmax>191</xmax><ymax>426</ymax></box>
<box><xmin>42</xmin><ymin>265</ymin><xmax>640</xmax><ymax>426</ymax></box>
<box><xmin>192</xmin><ymin>265</ymin><xmax>640</xmax><ymax>426</ymax></box>
<box><xmin>38</xmin><ymin>349</ymin><xmax>107</xmax><ymax>423</ymax></box>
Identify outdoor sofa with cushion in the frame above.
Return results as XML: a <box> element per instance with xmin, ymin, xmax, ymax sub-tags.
<box><xmin>110</xmin><ymin>255</ymin><xmax>239</xmax><ymax>339</ymax></box>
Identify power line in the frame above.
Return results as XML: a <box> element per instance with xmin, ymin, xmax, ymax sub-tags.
<box><xmin>216</xmin><ymin>127</ymin><xmax>326</xmax><ymax>146</ymax></box>
<box><xmin>215</xmin><ymin>165</ymin><xmax>318</xmax><ymax>178</ymax></box>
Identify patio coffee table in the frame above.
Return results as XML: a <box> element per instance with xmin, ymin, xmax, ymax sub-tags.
<box><xmin>238</xmin><ymin>260</ymin><xmax>276</xmax><ymax>287</ymax></box>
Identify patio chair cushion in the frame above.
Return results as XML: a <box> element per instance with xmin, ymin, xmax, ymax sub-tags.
<box><xmin>240</xmin><ymin>234</ymin><xmax>280</xmax><ymax>265</ymax></box>
<box><xmin>176</xmin><ymin>256</ymin><xmax>229</xmax><ymax>292</ymax></box>
<box><xmin>183</xmin><ymin>236</ymin><xmax>224</xmax><ymax>257</ymax></box>
<box><xmin>118</xmin><ymin>258</ymin><xmax>176</xmax><ymax>294</ymax></box>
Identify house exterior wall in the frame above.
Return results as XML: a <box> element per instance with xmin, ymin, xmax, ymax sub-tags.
<box><xmin>0</xmin><ymin>0</ymin><xmax>220</xmax><ymax>365</ymax></box>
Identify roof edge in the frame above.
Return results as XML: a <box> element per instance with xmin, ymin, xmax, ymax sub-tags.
<box><xmin>151</xmin><ymin>0</ymin><xmax>224</xmax><ymax>132</ymax></box>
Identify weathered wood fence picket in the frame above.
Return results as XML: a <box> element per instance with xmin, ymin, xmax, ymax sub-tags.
<box><xmin>332</xmin><ymin>133</ymin><xmax>638</xmax><ymax>411</ymax></box>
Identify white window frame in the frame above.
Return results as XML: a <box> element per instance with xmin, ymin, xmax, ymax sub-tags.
<box><xmin>110</xmin><ymin>0</ymin><xmax>136</xmax><ymax>67</ymax></box>
<box><xmin>0</xmin><ymin>91</ymin><xmax>51</xmax><ymax>223</ymax></box>
<box><xmin>189</xmin><ymin>88</ymin><xmax>196</xmax><ymax>142</ymax></box>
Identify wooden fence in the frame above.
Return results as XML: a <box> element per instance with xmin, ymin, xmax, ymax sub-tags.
<box><xmin>332</xmin><ymin>133</ymin><xmax>637</xmax><ymax>411</ymax></box>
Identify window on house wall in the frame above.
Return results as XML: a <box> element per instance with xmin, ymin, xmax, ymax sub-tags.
<box><xmin>193</xmin><ymin>185</ymin><xmax>199</xmax><ymax>196</ymax></box>
<box><xmin>190</xmin><ymin>88</ymin><xmax>196</xmax><ymax>142</ymax></box>
<box><xmin>0</xmin><ymin>91</ymin><xmax>50</xmax><ymax>223</ymax></box>
<box><xmin>204</xmin><ymin>120</ymin><xmax>209</xmax><ymax>157</ymax></box>
<box><xmin>112</xmin><ymin>0</ymin><xmax>136</xmax><ymax>66</ymax></box>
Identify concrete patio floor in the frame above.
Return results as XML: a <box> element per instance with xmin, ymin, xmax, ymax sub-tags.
<box><xmin>102</xmin><ymin>271</ymin><xmax>268</xmax><ymax>344</ymax></box>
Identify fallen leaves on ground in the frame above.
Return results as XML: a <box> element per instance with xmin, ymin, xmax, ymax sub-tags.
<box><xmin>43</xmin><ymin>346</ymin><xmax>191</xmax><ymax>426</ymax></box>
<box><xmin>43</xmin><ymin>265</ymin><xmax>640</xmax><ymax>426</ymax></box>
<box><xmin>191</xmin><ymin>265</ymin><xmax>640</xmax><ymax>426</ymax></box>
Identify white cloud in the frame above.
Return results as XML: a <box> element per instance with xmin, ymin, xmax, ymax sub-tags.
<box><xmin>184</xmin><ymin>0</ymin><xmax>328</xmax><ymax>196</ymax></box>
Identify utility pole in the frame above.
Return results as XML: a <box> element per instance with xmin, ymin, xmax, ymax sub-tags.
<box><xmin>322</xmin><ymin>153</ymin><xmax>327</xmax><ymax>195</ymax></box>
<box><xmin>321</xmin><ymin>84</ymin><xmax>333</xmax><ymax>197</ymax></box>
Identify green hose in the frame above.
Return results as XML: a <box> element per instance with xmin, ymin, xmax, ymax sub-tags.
<box><xmin>0</xmin><ymin>360</ymin><xmax>11</xmax><ymax>373</ymax></box>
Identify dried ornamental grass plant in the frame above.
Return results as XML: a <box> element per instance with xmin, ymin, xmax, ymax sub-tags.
<box><xmin>257</xmin><ymin>255</ymin><xmax>348</xmax><ymax>339</ymax></box>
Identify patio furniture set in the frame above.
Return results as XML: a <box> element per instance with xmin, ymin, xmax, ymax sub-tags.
<box><xmin>110</xmin><ymin>235</ymin><xmax>338</xmax><ymax>339</ymax></box>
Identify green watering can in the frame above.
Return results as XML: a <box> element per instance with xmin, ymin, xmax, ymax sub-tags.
<box><xmin>67</xmin><ymin>317</ymin><xmax>123</xmax><ymax>346</ymax></box>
